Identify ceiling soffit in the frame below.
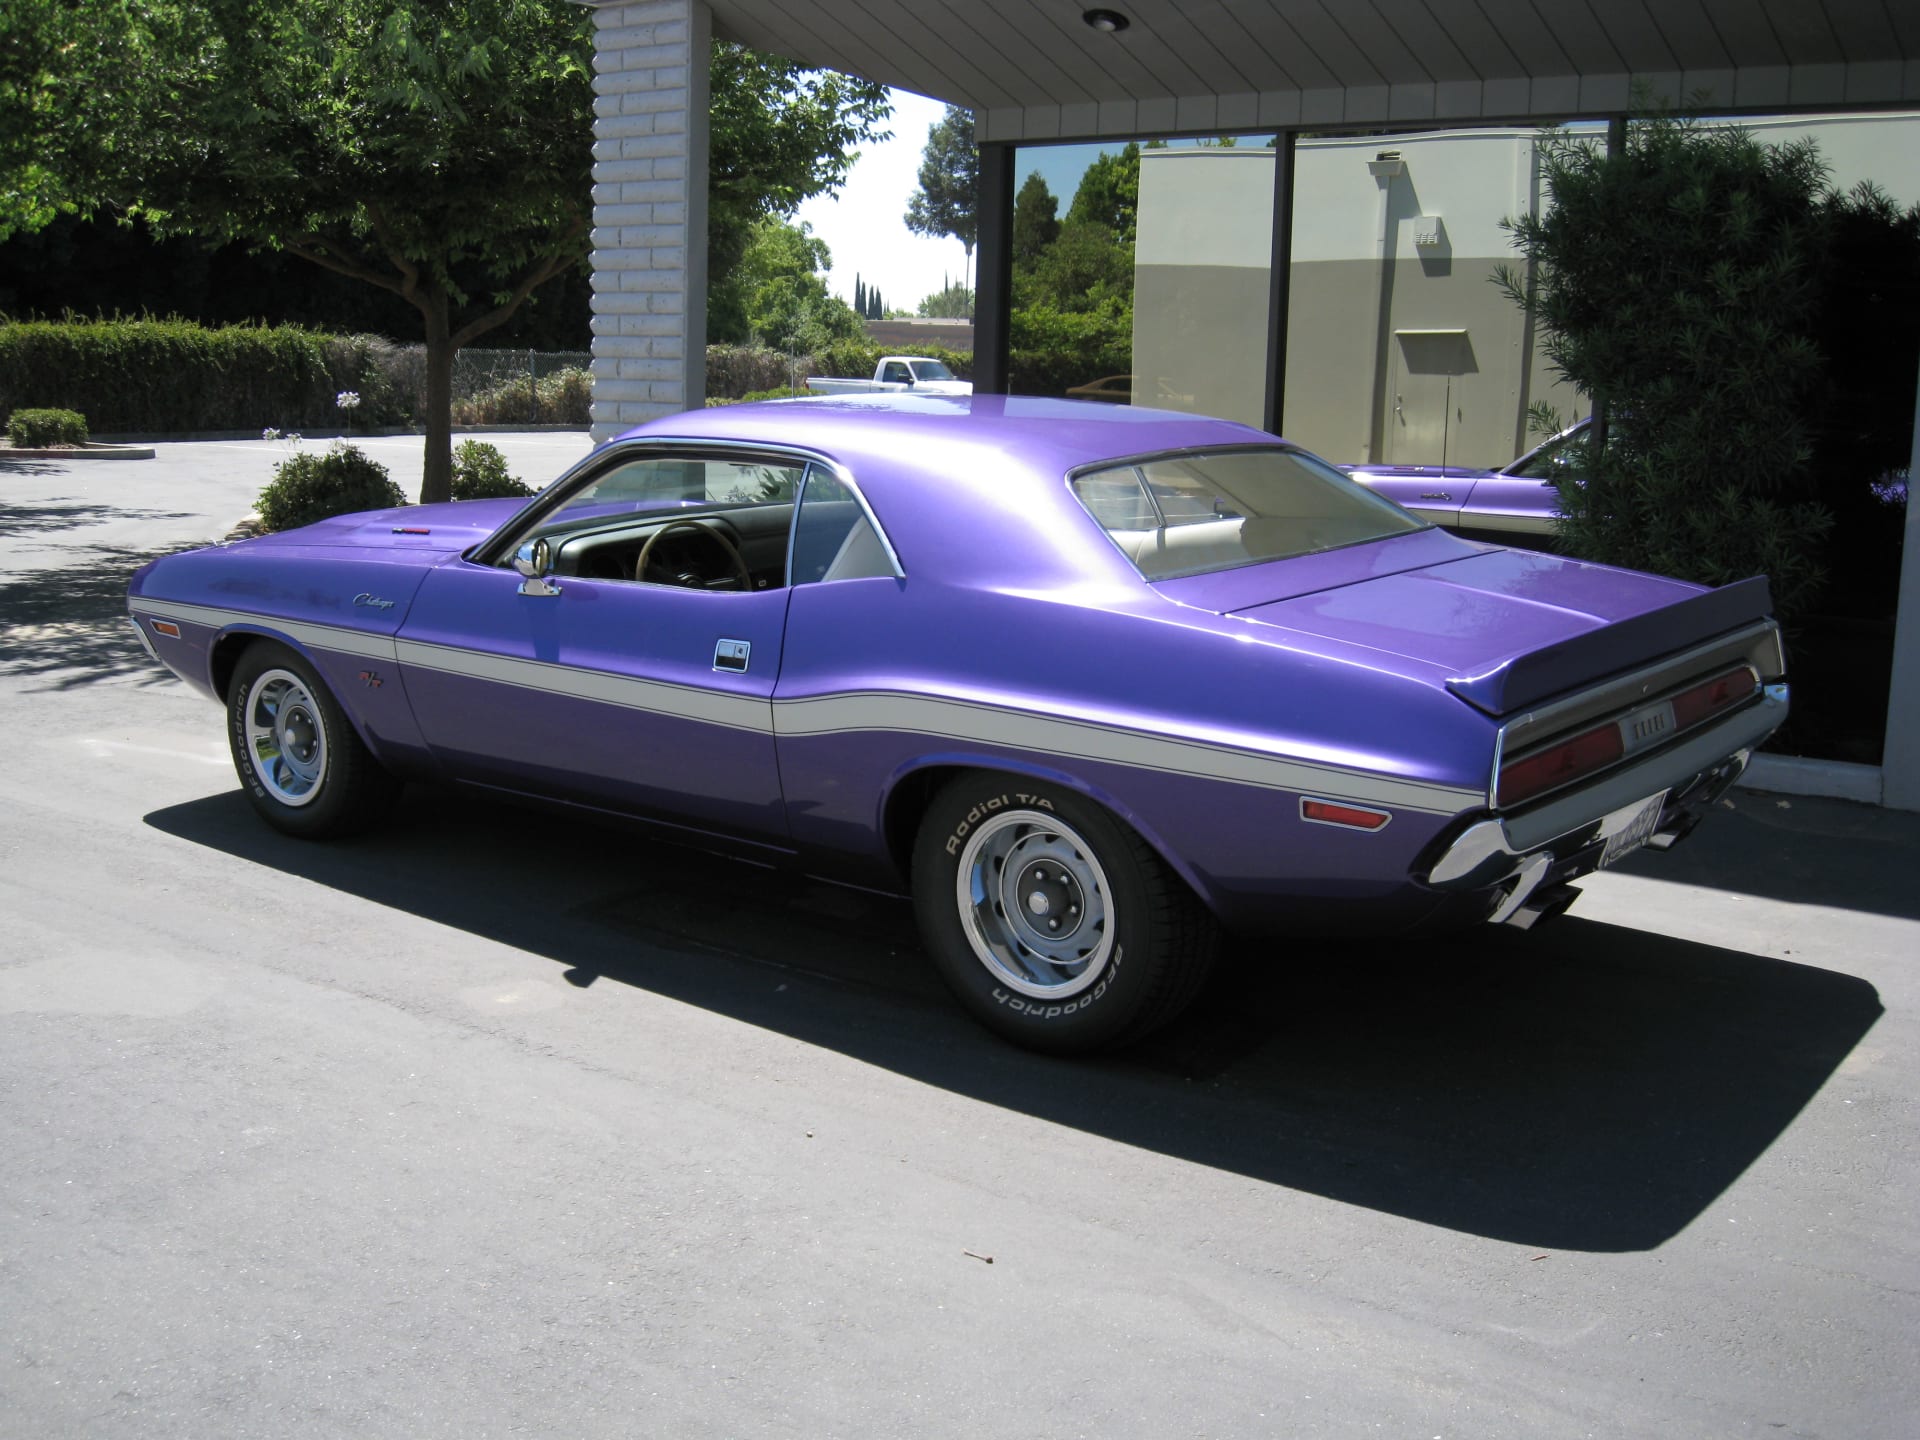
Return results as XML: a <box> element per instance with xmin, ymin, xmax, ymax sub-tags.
<box><xmin>679</xmin><ymin>0</ymin><xmax>1920</xmax><ymax>140</ymax></box>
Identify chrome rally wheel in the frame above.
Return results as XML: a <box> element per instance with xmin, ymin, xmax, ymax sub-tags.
<box><xmin>913</xmin><ymin>772</ymin><xmax>1218</xmax><ymax>1054</ymax></box>
<box><xmin>955</xmin><ymin>810</ymin><xmax>1115</xmax><ymax>1000</ymax></box>
<box><xmin>241</xmin><ymin>668</ymin><xmax>330</xmax><ymax>807</ymax></box>
<box><xmin>225</xmin><ymin>641</ymin><xmax>399</xmax><ymax>839</ymax></box>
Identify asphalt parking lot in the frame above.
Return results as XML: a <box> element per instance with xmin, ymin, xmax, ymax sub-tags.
<box><xmin>3</xmin><ymin>437</ymin><xmax>1917</xmax><ymax>1438</ymax></box>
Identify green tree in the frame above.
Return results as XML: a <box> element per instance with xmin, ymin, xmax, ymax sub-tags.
<box><xmin>4</xmin><ymin>0</ymin><xmax>596</xmax><ymax>503</ymax></box>
<box><xmin>708</xmin><ymin>42</ymin><xmax>891</xmax><ymax>306</ymax></box>
<box><xmin>1012</xmin><ymin>171</ymin><xmax>1060</xmax><ymax>267</ymax></box>
<box><xmin>4</xmin><ymin>10</ymin><xmax>889</xmax><ymax>500</ymax></box>
<box><xmin>904</xmin><ymin>105</ymin><xmax>978</xmax><ymax>314</ymax></box>
<box><xmin>1495</xmin><ymin>113</ymin><xmax>1852</xmax><ymax>617</ymax></box>
<box><xmin>1022</xmin><ymin>221</ymin><xmax>1133</xmax><ymax>313</ymax></box>
<box><xmin>712</xmin><ymin>218</ymin><xmax>861</xmax><ymax>352</ymax></box>
<box><xmin>916</xmin><ymin>278</ymin><xmax>974</xmax><ymax>319</ymax></box>
<box><xmin>1066</xmin><ymin>143</ymin><xmax>1141</xmax><ymax>245</ymax></box>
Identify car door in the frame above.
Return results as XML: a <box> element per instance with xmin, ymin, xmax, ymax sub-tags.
<box><xmin>1456</xmin><ymin>423</ymin><xmax>1586</xmax><ymax>537</ymax></box>
<box><xmin>394</xmin><ymin>446</ymin><xmax>804</xmax><ymax>848</ymax></box>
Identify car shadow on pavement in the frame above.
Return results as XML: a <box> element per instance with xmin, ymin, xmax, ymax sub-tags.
<box><xmin>1611</xmin><ymin>788</ymin><xmax>1920</xmax><ymax>921</ymax></box>
<box><xmin>146</xmin><ymin>784</ymin><xmax>1883</xmax><ymax>1254</ymax></box>
<box><xmin>0</xmin><ymin>542</ymin><xmax>185</xmax><ymax>689</ymax></box>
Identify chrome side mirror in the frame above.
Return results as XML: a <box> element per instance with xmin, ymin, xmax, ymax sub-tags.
<box><xmin>514</xmin><ymin>538</ymin><xmax>561</xmax><ymax>597</ymax></box>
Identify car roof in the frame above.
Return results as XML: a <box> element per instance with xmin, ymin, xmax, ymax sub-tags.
<box><xmin>612</xmin><ymin>395</ymin><xmax>1284</xmax><ymax>589</ymax></box>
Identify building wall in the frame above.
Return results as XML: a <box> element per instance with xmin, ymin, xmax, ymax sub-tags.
<box><xmin>1133</xmin><ymin>149</ymin><xmax>1274</xmax><ymax>429</ymax></box>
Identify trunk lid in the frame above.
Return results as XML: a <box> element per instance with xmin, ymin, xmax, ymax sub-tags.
<box><xmin>1160</xmin><ymin>540</ymin><xmax>1769</xmax><ymax>715</ymax></box>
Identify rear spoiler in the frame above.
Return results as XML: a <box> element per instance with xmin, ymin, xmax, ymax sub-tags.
<box><xmin>1446</xmin><ymin>576</ymin><xmax>1776</xmax><ymax>717</ymax></box>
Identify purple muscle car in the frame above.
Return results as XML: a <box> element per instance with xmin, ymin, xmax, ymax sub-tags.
<box><xmin>1343</xmin><ymin>421</ymin><xmax>1588</xmax><ymax>538</ymax></box>
<box><xmin>128</xmin><ymin>397</ymin><xmax>1787</xmax><ymax>1053</ymax></box>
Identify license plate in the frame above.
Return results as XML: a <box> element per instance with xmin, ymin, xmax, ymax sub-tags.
<box><xmin>1599</xmin><ymin>791</ymin><xmax>1669</xmax><ymax>868</ymax></box>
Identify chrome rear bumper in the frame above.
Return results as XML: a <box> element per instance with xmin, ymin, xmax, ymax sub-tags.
<box><xmin>1418</xmin><ymin>683</ymin><xmax>1788</xmax><ymax>924</ymax></box>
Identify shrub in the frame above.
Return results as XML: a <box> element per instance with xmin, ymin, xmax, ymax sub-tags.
<box><xmin>256</xmin><ymin>442</ymin><xmax>408</xmax><ymax>532</ymax></box>
<box><xmin>0</xmin><ymin>317</ymin><xmax>406</xmax><ymax>433</ymax></box>
<box><xmin>1008</xmin><ymin>302</ymin><xmax>1132</xmax><ymax>397</ymax></box>
<box><xmin>1495</xmin><ymin>113</ymin><xmax>1858</xmax><ymax>620</ymax></box>
<box><xmin>7</xmin><ymin>407</ymin><xmax>89</xmax><ymax>447</ymax></box>
<box><xmin>450</xmin><ymin>439</ymin><xmax>534</xmax><ymax>500</ymax></box>
<box><xmin>706</xmin><ymin>344</ymin><xmax>802</xmax><ymax>399</ymax></box>
<box><xmin>449</xmin><ymin>366</ymin><xmax>592</xmax><ymax>425</ymax></box>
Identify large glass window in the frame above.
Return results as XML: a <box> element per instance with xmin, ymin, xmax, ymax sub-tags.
<box><xmin>1071</xmin><ymin>447</ymin><xmax>1425</xmax><ymax>579</ymax></box>
<box><xmin>1009</xmin><ymin>137</ymin><xmax>1276</xmax><ymax>429</ymax></box>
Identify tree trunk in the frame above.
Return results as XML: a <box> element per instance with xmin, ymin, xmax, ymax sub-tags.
<box><xmin>421</xmin><ymin>293</ymin><xmax>455</xmax><ymax>505</ymax></box>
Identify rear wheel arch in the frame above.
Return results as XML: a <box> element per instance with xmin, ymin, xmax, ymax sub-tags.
<box><xmin>883</xmin><ymin>757</ymin><xmax>1219</xmax><ymax>911</ymax></box>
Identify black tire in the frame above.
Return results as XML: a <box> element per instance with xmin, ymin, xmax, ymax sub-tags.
<box><xmin>226</xmin><ymin>640</ymin><xmax>400</xmax><ymax>839</ymax></box>
<box><xmin>911</xmin><ymin>771</ymin><xmax>1218</xmax><ymax>1054</ymax></box>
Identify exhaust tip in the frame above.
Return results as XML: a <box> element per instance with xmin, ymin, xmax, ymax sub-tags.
<box><xmin>1502</xmin><ymin>883</ymin><xmax>1581</xmax><ymax>931</ymax></box>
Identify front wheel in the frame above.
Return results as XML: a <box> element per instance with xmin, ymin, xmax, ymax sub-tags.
<box><xmin>911</xmin><ymin>773</ymin><xmax>1218</xmax><ymax>1053</ymax></box>
<box><xmin>227</xmin><ymin>641</ymin><xmax>399</xmax><ymax>839</ymax></box>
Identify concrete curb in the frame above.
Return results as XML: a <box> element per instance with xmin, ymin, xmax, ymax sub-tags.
<box><xmin>1738</xmin><ymin>752</ymin><xmax>1883</xmax><ymax>805</ymax></box>
<box><xmin>1</xmin><ymin>442</ymin><xmax>156</xmax><ymax>460</ymax></box>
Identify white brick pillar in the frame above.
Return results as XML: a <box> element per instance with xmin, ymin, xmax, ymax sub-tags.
<box><xmin>588</xmin><ymin>0</ymin><xmax>710</xmax><ymax>438</ymax></box>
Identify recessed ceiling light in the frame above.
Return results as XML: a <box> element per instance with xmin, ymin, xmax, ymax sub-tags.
<box><xmin>1082</xmin><ymin>9</ymin><xmax>1130</xmax><ymax>33</ymax></box>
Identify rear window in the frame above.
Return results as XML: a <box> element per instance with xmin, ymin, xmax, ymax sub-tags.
<box><xmin>1072</xmin><ymin>447</ymin><xmax>1427</xmax><ymax>579</ymax></box>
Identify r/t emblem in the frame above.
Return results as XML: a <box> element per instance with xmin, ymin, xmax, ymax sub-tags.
<box><xmin>359</xmin><ymin>670</ymin><xmax>384</xmax><ymax>689</ymax></box>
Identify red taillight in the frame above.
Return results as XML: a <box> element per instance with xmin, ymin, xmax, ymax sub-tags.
<box><xmin>1671</xmin><ymin>666</ymin><xmax>1757</xmax><ymax>730</ymax></box>
<box><xmin>1301</xmin><ymin>798</ymin><xmax>1392</xmax><ymax>830</ymax></box>
<box><xmin>1498</xmin><ymin>722</ymin><xmax>1624</xmax><ymax>807</ymax></box>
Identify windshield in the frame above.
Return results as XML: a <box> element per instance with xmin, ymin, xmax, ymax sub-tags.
<box><xmin>909</xmin><ymin>360</ymin><xmax>955</xmax><ymax>381</ymax></box>
<box><xmin>1072</xmin><ymin>447</ymin><xmax>1428</xmax><ymax>580</ymax></box>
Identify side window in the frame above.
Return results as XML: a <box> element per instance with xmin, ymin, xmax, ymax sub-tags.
<box><xmin>789</xmin><ymin>468</ymin><xmax>896</xmax><ymax>584</ymax></box>
<box><xmin>882</xmin><ymin>362</ymin><xmax>911</xmax><ymax>384</ymax></box>
<box><xmin>505</xmin><ymin>450</ymin><xmax>807</xmax><ymax>590</ymax></box>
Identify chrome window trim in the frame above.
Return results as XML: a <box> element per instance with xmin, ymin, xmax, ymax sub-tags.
<box><xmin>788</xmin><ymin>458</ymin><xmax>906</xmax><ymax>585</ymax></box>
<box><xmin>472</xmin><ymin>436</ymin><xmax>902</xmax><ymax>581</ymax></box>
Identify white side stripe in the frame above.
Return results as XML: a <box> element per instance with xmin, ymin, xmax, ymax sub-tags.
<box><xmin>393</xmin><ymin>639</ymin><xmax>770</xmax><ymax>733</ymax></box>
<box><xmin>131</xmin><ymin>597</ymin><xmax>1481</xmax><ymax>814</ymax></box>
<box><xmin>773</xmin><ymin>691</ymin><xmax>1479</xmax><ymax>815</ymax></box>
<box><xmin>130</xmin><ymin>599</ymin><xmax>398</xmax><ymax>661</ymax></box>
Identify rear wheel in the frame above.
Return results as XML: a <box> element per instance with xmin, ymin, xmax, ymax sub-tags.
<box><xmin>911</xmin><ymin>772</ymin><xmax>1218</xmax><ymax>1053</ymax></box>
<box><xmin>226</xmin><ymin>641</ymin><xmax>399</xmax><ymax>839</ymax></box>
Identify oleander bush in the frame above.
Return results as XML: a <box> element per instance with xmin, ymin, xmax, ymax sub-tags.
<box><xmin>7</xmin><ymin>407</ymin><xmax>89</xmax><ymax>447</ymax></box>
<box><xmin>256</xmin><ymin>442</ymin><xmax>408</xmax><ymax>533</ymax></box>
<box><xmin>449</xmin><ymin>439</ymin><xmax>535</xmax><ymax>500</ymax></box>
<box><xmin>449</xmin><ymin>366</ymin><xmax>592</xmax><ymax>425</ymax></box>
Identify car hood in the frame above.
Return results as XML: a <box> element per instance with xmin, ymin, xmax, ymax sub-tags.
<box><xmin>250</xmin><ymin>499</ymin><xmax>528</xmax><ymax>555</ymax></box>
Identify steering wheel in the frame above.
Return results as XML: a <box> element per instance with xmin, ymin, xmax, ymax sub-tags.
<box><xmin>634</xmin><ymin>519</ymin><xmax>753</xmax><ymax>591</ymax></box>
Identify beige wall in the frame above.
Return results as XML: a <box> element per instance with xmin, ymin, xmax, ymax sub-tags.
<box><xmin>1133</xmin><ymin>149</ymin><xmax>1274</xmax><ymax>429</ymax></box>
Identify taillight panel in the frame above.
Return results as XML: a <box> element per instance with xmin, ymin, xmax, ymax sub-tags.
<box><xmin>1497</xmin><ymin>664</ymin><xmax>1759</xmax><ymax>810</ymax></box>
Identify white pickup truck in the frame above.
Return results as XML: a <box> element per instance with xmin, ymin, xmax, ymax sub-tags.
<box><xmin>805</xmin><ymin>356</ymin><xmax>972</xmax><ymax>396</ymax></box>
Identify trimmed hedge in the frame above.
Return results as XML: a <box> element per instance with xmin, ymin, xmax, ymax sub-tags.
<box><xmin>7</xmin><ymin>407</ymin><xmax>89</xmax><ymax>447</ymax></box>
<box><xmin>0</xmin><ymin>317</ymin><xmax>402</xmax><ymax>433</ymax></box>
<box><xmin>256</xmin><ymin>442</ymin><xmax>408</xmax><ymax>532</ymax></box>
